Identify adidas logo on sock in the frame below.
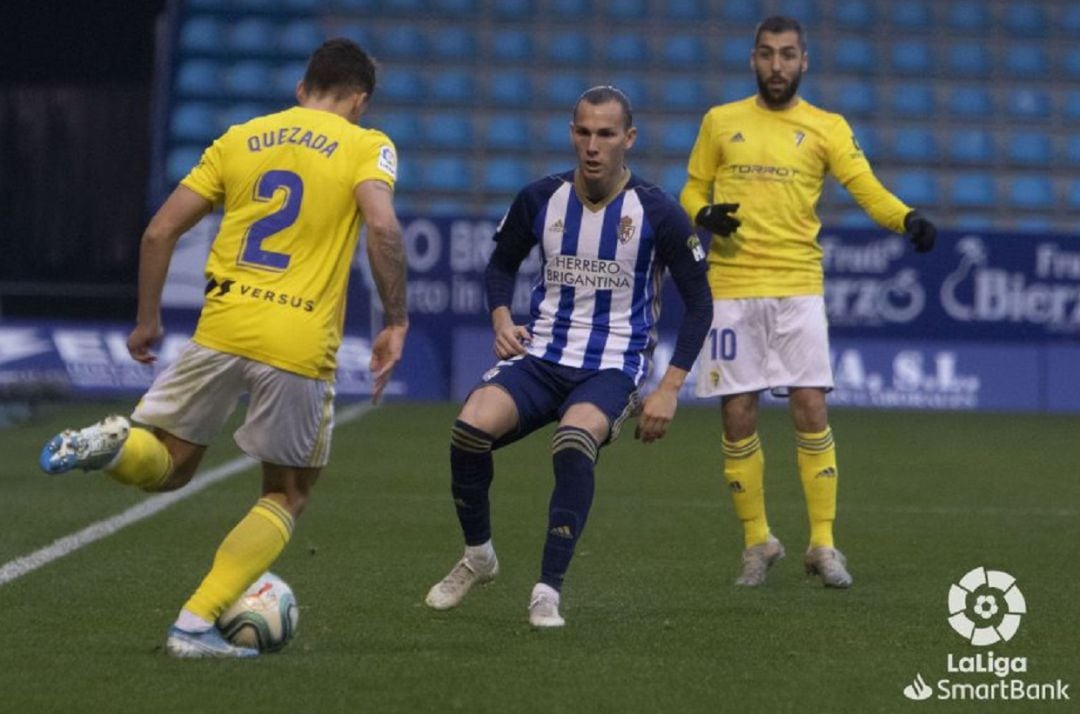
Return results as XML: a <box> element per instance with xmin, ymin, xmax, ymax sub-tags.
<box><xmin>815</xmin><ymin>467</ymin><xmax>837</xmax><ymax>479</ymax></box>
<box><xmin>549</xmin><ymin>525</ymin><xmax>574</xmax><ymax>539</ymax></box>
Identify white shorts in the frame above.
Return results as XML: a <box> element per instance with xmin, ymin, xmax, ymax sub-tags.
<box><xmin>694</xmin><ymin>296</ymin><xmax>834</xmax><ymax>398</ymax></box>
<box><xmin>132</xmin><ymin>341</ymin><xmax>336</xmax><ymax>467</ymax></box>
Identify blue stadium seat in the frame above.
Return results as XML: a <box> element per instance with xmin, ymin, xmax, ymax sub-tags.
<box><xmin>381</xmin><ymin>0</ymin><xmax>425</xmax><ymax>13</ymax></box>
<box><xmin>1062</xmin><ymin>49</ymin><xmax>1080</xmax><ymax>79</ymax></box>
<box><xmin>167</xmin><ymin>146</ymin><xmax>204</xmax><ymax>184</ymax></box>
<box><xmin>660</xmin><ymin>77</ymin><xmax>707</xmax><ymax>110</ymax></box>
<box><xmin>951</xmin><ymin>174</ymin><xmax>996</xmax><ymax>207</ymax></box>
<box><xmin>549</xmin><ymin>0</ymin><xmax>591</xmax><ymax>19</ymax></box>
<box><xmin>893</xmin><ymin>172</ymin><xmax>938</xmax><ymax>206</ymax></box>
<box><xmin>833</xmin><ymin>0</ymin><xmax>874</xmax><ymax>29</ymax></box>
<box><xmin>424</xmin><ymin>114</ymin><xmax>473</xmax><ymax>148</ymax></box>
<box><xmin>667</xmin><ymin>0</ymin><xmax>703</xmax><ymax>20</ymax></box>
<box><xmin>1066</xmin><ymin>136</ymin><xmax>1080</xmax><ymax>166</ymax></box>
<box><xmin>219</xmin><ymin>103</ymin><xmax>267</xmax><ymax>130</ymax></box>
<box><xmin>170</xmin><ymin>103</ymin><xmax>216</xmax><ymax>143</ymax></box>
<box><xmin>484</xmin><ymin>158</ymin><xmax>530</xmax><ymax>193</ymax></box>
<box><xmin>660</xmin><ymin>164</ymin><xmax>687</xmax><ymax>198</ymax></box>
<box><xmin>273</xmin><ymin>62</ymin><xmax>307</xmax><ymax>97</ymax></box>
<box><xmin>487</xmin><ymin>70</ymin><xmax>532</xmax><ymax>106</ymax></box>
<box><xmin>334</xmin><ymin>0</ymin><xmax>378</xmax><ymax>10</ymax></box>
<box><xmin>889</xmin><ymin>1</ymin><xmax>931</xmax><ymax>30</ymax></box>
<box><xmin>892</xmin><ymin>128</ymin><xmax>937</xmax><ymax>162</ymax></box>
<box><xmin>379</xmin><ymin>70</ymin><xmax>424</xmax><ymax>103</ymax></box>
<box><xmin>948</xmin><ymin>129</ymin><xmax>994</xmax><ymax>163</ymax></box>
<box><xmin>546</xmin><ymin>32</ymin><xmax>589</xmax><ymax>64</ymax></box>
<box><xmin>662</xmin><ymin>36</ymin><xmax>706</xmax><ymax>67</ymax></box>
<box><xmin>1007</xmin><ymin>132</ymin><xmax>1051</xmax><ymax>165</ymax></box>
<box><xmin>721</xmin><ymin>0</ymin><xmax>761</xmax><ymax>24</ymax></box>
<box><xmin>947</xmin><ymin>43</ymin><xmax>990</xmax><ymax>76</ymax></box>
<box><xmin>605</xmin><ymin>33</ymin><xmax>649</xmax><ymax>65</ymax></box>
<box><xmin>1068</xmin><ymin>181</ymin><xmax>1080</xmax><ymax>209</ymax></box>
<box><xmin>180</xmin><ymin>16</ymin><xmax>226</xmax><ymax>54</ymax></box>
<box><xmin>333</xmin><ymin>23</ymin><xmax>371</xmax><ymax>50</ymax></box>
<box><xmin>833</xmin><ymin>38</ymin><xmax>875</xmax><ymax>74</ymax></box>
<box><xmin>1066</xmin><ymin>91</ymin><xmax>1080</xmax><ymax>120</ymax></box>
<box><xmin>378</xmin><ymin>27</ymin><xmax>425</xmax><ymax>59</ymax></box>
<box><xmin>946</xmin><ymin>1</ymin><xmax>989</xmax><ymax>31</ymax></box>
<box><xmin>609</xmin><ymin>75</ymin><xmax>648</xmax><ymax>106</ymax></box>
<box><xmin>176</xmin><ymin>60</ymin><xmax>222</xmax><ymax>97</ymax></box>
<box><xmin>490</xmin><ymin>30</ymin><xmax>532</xmax><ymax>62</ymax></box>
<box><xmin>279</xmin><ymin>20</ymin><xmax>323</xmax><ymax>57</ymax></box>
<box><xmin>280</xmin><ymin>0</ymin><xmax>319</xmax><ymax>9</ymax></box>
<box><xmin>1013</xmin><ymin>217</ymin><xmax>1050</xmax><ymax>234</ymax></box>
<box><xmin>799</xmin><ymin>80</ymin><xmax>822</xmax><ymax>106</ymax></box>
<box><xmin>719</xmin><ymin>37</ymin><xmax>753</xmax><ymax>70</ymax></box>
<box><xmin>660</xmin><ymin>120</ymin><xmax>698</xmax><ymax>154</ymax></box>
<box><xmin>829</xmin><ymin>179</ymin><xmax>856</xmax><ymax>206</ymax></box>
<box><xmin>546</xmin><ymin>74</ymin><xmax>588</xmax><ymax>107</ymax></box>
<box><xmin>1004</xmin><ymin>45</ymin><xmax>1048</xmax><ymax>77</ymax></box>
<box><xmin>229</xmin><ymin>18</ymin><xmax>277</xmax><ymax>55</ymax></box>
<box><xmin>485</xmin><ymin>115</ymin><xmax>529</xmax><ymax>150</ymax></box>
<box><xmin>1009</xmin><ymin>177</ymin><xmax>1053</xmax><ymax>209</ymax></box>
<box><xmin>1005</xmin><ymin>89</ymin><xmax>1050</xmax><ymax>121</ymax></box>
<box><xmin>429</xmin><ymin>70</ymin><xmax>475</xmax><ymax>104</ymax></box>
<box><xmin>890</xmin><ymin>84</ymin><xmax>934</xmax><ymax>118</ymax></box>
<box><xmin>225</xmin><ymin>61</ymin><xmax>274</xmax><ymax>98</ymax></box>
<box><xmin>372</xmin><ymin>112</ymin><xmax>421</xmax><ymax>149</ymax></box>
<box><xmin>430</xmin><ymin>27</ymin><xmax>476</xmax><ymax>60</ymax></box>
<box><xmin>947</xmin><ymin>87</ymin><xmax>992</xmax><ymax>117</ymax></box>
<box><xmin>493</xmin><ymin>0</ymin><xmax>533</xmax><ymax>19</ymax></box>
<box><xmin>1064</xmin><ymin>6</ymin><xmax>1080</xmax><ymax>36</ymax></box>
<box><xmin>1002</xmin><ymin>3</ymin><xmax>1047</xmax><ymax>37</ymax></box>
<box><xmin>606</xmin><ymin>0</ymin><xmax>647</xmax><ymax>20</ymax></box>
<box><xmin>836</xmin><ymin>211</ymin><xmax>875</xmax><ymax>228</ymax></box>
<box><xmin>850</xmin><ymin>124</ymin><xmax>880</xmax><ymax>160</ymax></box>
<box><xmin>890</xmin><ymin>41</ymin><xmax>932</xmax><ymax>75</ymax></box>
<box><xmin>537</xmin><ymin>157</ymin><xmax>572</xmax><ymax>178</ymax></box>
<box><xmin>423</xmin><ymin>156</ymin><xmax>471</xmax><ymax>192</ymax></box>
<box><xmin>833</xmin><ymin>81</ymin><xmax>876</xmax><ymax>117</ymax></box>
<box><xmin>720</xmin><ymin>78</ymin><xmax>755</xmax><ymax>102</ymax></box>
<box><xmin>433</xmin><ymin>0</ymin><xmax>479</xmax><ymax>16</ymax></box>
<box><xmin>951</xmin><ymin>214</ymin><xmax>994</xmax><ymax>231</ymax></box>
<box><xmin>540</xmin><ymin>115</ymin><xmax>570</xmax><ymax>151</ymax></box>
<box><xmin>780</xmin><ymin>0</ymin><xmax>818</xmax><ymax>23</ymax></box>
<box><xmin>186</xmin><ymin>0</ymin><xmax>229</xmax><ymax>8</ymax></box>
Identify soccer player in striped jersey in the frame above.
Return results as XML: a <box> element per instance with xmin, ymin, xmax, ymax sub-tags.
<box><xmin>425</xmin><ymin>86</ymin><xmax>712</xmax><ymax>628</ymax></box>
<box><xmin>38</xmin><ymin>39</ymin><xmax>408</xmax><ymax>656</ymax></box>
<box><xmin>680</xmin><ymin>16</ymin><xmax>936</xmax><ymax>588</ymax></box>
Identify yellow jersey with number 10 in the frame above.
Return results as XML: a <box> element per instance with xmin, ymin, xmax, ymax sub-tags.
<box><xmin>180</xmin><ymin>105</ymin><xmax>397</xmax><ymax>380</ymax></box>
<box><xmin>681</xmin><ymin>96</ymin><xmax>908</xmax><ymax>299</ymax></box>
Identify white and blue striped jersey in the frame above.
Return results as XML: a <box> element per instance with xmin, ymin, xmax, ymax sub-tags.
<box><xmin>486</xmin><ymin>170</ymin><xmax>711</xmax><ymax>385</ymax></box>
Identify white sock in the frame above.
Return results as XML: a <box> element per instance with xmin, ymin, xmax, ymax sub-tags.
<box><xmin>465</xmin><ymin>540</ymin><xmax>496</xmax><ymax>565</ymax></box>
<box><xmin>174</xmin><ymin>608</ymin><xmax>213</xmax><ymax>633</ymax></box>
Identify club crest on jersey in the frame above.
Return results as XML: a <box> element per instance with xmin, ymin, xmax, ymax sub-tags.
<box><xmin>731</xmin><ymin>131</ymin><xmax>745</xmax><ymax>143</ymax></box>
<box><xmin>687</xmin><ymin>234</ymin><xmax>706</xmax><ymax>262</ymax></box>
<box><xmin>617</xmin><ymin>215</ymin><xmax>636</xmax><ymax>244</ymax></box>
<box><xmin>794</xmin><ymin>130</ymin><xmax>806</xmax><ymax>147</ymax></box>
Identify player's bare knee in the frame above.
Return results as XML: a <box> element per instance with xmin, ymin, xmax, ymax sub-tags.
<box><xmin>458</xmin><ymin>385</ymin><xmax>517</xmax><ymax>438</ymax></box>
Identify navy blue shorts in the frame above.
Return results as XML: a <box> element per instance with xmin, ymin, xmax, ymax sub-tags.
<box><xmin>475</xmin><ymin>355</ymin><xmax>639</xmax><ymax>448</ymax></box>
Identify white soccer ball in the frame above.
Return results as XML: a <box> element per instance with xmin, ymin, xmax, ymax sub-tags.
<box><xmin>217</xmin><ymin>572</ymin><xmax>299</xmax><ymax>653</ymax></box>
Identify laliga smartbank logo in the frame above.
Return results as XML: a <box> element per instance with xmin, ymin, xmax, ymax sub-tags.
<box><xmin>901</xmin><ymin>567</ymin><xmax>1070</xmax><ymax>703</ymax></box>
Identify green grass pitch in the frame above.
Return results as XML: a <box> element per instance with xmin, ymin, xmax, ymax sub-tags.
<box><xmin>1</xmin><ymin>402</ymin><xmax>1077</xmax><ymax>713</ymax></box>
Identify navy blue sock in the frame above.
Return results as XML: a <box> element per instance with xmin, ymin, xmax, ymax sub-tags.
<box><xmin>540</xmin><ymin>426</ymin><xmax>599</xmax><ymax>591</ymax></box>
<box><xmin>450</xmin><ymin>420</ymin><xmax>495</xmax><ymax>546</ymax></box>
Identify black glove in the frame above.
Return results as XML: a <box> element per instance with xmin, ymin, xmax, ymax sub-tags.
<box><xmin>904</xmin><ymin>210</ymin><xmax>936</xmax><ymax>253</ymax></box>
<box><xmin>695</xmin><ymin>203</ymin><xmax>741</xmax><ymax>237</ymax></box>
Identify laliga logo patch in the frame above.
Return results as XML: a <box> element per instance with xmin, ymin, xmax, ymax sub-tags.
<box><xmin>378</xmin><ymin>144</ymin><xmax>397</xmax><ymax>179</ymax></box>
<box><xmin>947</xmin><ymin>567</ymin><xmax>1026</xmax><ymax>646</ymax></box>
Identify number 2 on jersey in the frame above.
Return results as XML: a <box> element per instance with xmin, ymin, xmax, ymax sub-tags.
<box><xmin>239</xmin><ymin>170</ymin><xmax>304</xmax><ymax>271</ymax></box>
<box><xmin>708</xmin><ymin>327</ymin><xmax>736</xmax><ymax>361</ymax></box>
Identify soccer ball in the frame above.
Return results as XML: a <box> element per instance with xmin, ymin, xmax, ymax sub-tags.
<box><xmin>217</xmin><ymin>572</ymin><xmax>299</xmax><ymax>653</ymax></box>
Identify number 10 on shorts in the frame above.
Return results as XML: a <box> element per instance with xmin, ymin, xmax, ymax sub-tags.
<box><xmin>707</xmin><ymin>328</ymin><xmax>737</xmax><ymax>361</ymax></box>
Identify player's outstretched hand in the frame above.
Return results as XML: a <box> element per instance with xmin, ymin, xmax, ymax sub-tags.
<box><xmin>904</xmin><ymin>210</ymin><xmax>936</xmax><ymax>253</ymax></box>
<box><xmin>634</xmin><ymin>386</ymin><xmax>678</xmax><ymax>444</ymax></box>
<box><xmin>127</xmin><ymin>319</ymin><xmax>164</xmax><ymax>364</ymax></box>
<box><xmin>493</xmin><ymin>324</ymin><xmax>530</xmax><ymax>360</ymax></box>
<box><xmin>695</xmin><ymin>203</ymin><xmax>741</xmax><ymax>237</ymax></box>
<box><xmin>369</xmin><ymin>324</ymin><xmax>408</xmax><ymax>404</ymax></box>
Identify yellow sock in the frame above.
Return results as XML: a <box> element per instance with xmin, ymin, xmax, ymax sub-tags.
<box><xmin>104</xmin><ymin>427</ymin><xmax>172</xmax><ymax>491</ymax></box>
<box><xmin>796</xmin><ymin>427</ymin><xmax>838</xmax><ymax>549</ymax></box>
<box><xmin>722</xmin><ymin>433</ymin><xmax>770</xmax><ymax>548</ymax></box>
<box><xmin>183</xmin><ymin>498</ymin><xmax>295</xmax><ymax>622</ymax></box>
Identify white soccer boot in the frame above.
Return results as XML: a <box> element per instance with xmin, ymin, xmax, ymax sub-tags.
<box><xmin>39</xmin><ymin>415</ymin><xmax>130</xmax><ymax>475</ymax></box>
<box><xmin>804</xmin><ymin>546</ymin><xmax>853</xmax><ymax>588</ymax></box>
<box><xmin>425</xmin><ymin>550</ymin><xmax>499</xmax><ymax>610</ymax></box>
<box><xmin>528</xmin><ymin>583</ymin><xmax>565</xmax><ymax>628</ymax></box>
<box><xmin>735</xmin><ymin>534</ymin><xmax>785</xmax><ymax>587</ymax></box>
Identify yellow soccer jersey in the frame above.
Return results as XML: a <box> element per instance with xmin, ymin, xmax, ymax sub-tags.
<box><xmin>181</xmin><ymin>106</ymin><xmax>397</xmax><ymax>379</ymax></box>
<box><xmin>680</xmin><ymin>96</ymin><xmax>910</xmax><ymax>298</ymax></box>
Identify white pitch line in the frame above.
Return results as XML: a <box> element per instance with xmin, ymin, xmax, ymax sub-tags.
<box><xmin>0</xmin><ymin>402</ymin><xmax>375</xmax><ymax>588</ymax></box>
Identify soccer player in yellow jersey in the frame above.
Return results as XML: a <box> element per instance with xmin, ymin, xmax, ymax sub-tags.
<box><xmin>38</xmin><ymin>39</ymin><xmax>408</xmax><ymax>656</ymax></box>
<box><xmin>679</xmin><ymin>16</ymin><xmax>936</xmax><ymax>588</ymax></box>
